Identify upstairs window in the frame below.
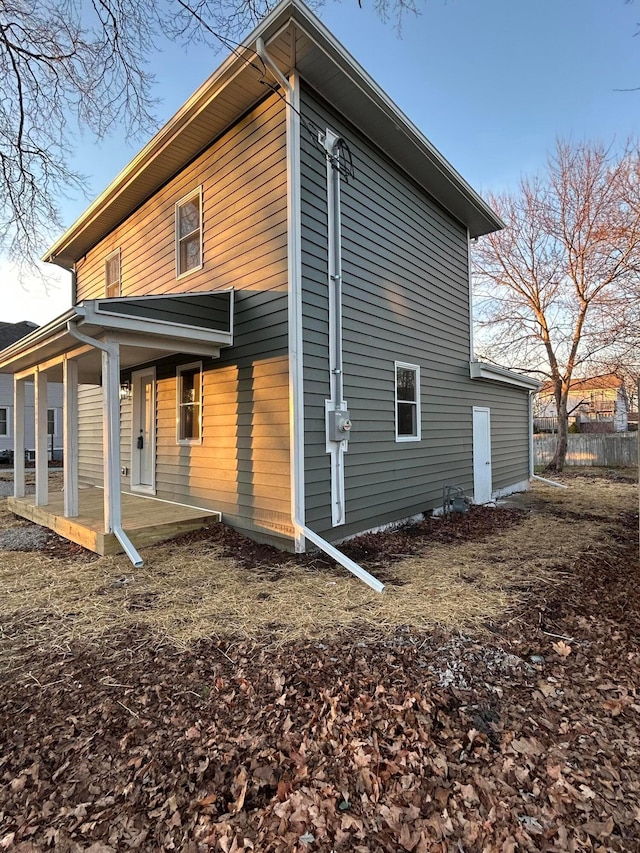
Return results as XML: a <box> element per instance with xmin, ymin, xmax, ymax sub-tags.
<box><xmin>105</xmin><ymin>248</ymin><xmax>121</xmax><ymax>297</ymax></box>
<box><xmin>177</xmin><ymin>362</ymin><xmax>202</xmax><ymax>444</ymax></box>
<box><xmin>395</xmin><ymin>362</ymin><xmax>421</xmax><ymax>441</ymax></box>
<box><xmin>176</xmin><ymin>188</ymin><xmax>203</xmax><ymax>278</ymax></box>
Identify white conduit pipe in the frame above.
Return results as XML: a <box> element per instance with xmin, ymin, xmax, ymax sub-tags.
<box><xmin>256</xmin><ymin>36</ymin><xmax>384</xmax><ymax>595</ymax></box>
<box><xmin>67</xmin><ymin>321</ymin><xmax>143</xmax><ymax>567</ymax></box>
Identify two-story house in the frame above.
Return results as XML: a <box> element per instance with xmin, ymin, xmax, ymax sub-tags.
<box><xmin>0</xmin><ymin>0</ymin><xmax>539</xmax><ymax>588</ymax></box>
<box><xmin>0</xmin><ymin>321</ymin><xmax>63</xmax><ymax>462</ymax></box>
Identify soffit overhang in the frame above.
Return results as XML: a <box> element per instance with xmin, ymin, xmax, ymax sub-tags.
<box><xmin>43</xmin><ymin>0</ymin><xmax>502</xmax><ymax>270</ymax></box>
<box><xmin>469</xmin><ymin>361</ymin><xmax>541</xmax><ymax>391</ymax></box>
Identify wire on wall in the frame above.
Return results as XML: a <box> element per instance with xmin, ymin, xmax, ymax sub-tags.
<box><xmin>175</xmin><ymin>7</ymin><xmax>358</xmax><ymax>182</ymax></box>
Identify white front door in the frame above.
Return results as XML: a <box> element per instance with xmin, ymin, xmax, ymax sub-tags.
<box><xmin>472</xmin><ymin>406</ymin><xmax>492</xmax><ymax>504</ymax></box>
<box><xmin>131</xmin><ymin>368</ymin><xmax>156</xmax><ymax>494</ymax></box>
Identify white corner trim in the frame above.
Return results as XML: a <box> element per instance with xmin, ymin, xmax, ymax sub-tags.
<box><xmin>470</xmin><ymin>361</ymin><xmax>541</xmax><ymax>391</ymax></box>
<box><xmin>285</xmin><ymin>69</ymin><xmax>306</xmax><ymax>552</ymax></box>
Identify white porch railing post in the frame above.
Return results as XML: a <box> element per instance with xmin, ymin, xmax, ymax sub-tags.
<box><xmin>63</xmin><ymin>356</ymin><xmax>79</xmax><ymax>517</ymax></box>
<box><xmin>34</xmin><ymin>369</ymin><xmax>48</xmax><ymax>506</ymax></box>
<box><xmin>13</xmin><ymin>376</ymin><xmax>26</xmax><ymax>498</ymax></box>
<box><xmin>102</xmin><ymin>346</ymin><xmax>122</xmax><ymax>533</ymax></box>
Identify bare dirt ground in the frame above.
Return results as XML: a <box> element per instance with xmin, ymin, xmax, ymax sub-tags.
<box><xmin>0</xmin><ymin>468</ymin><xmax>639</xmax><ymax>851</ymax></box>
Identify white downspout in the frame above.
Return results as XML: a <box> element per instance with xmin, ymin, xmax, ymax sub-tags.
<box><xmin>529</xmin><ymin>389</ymin><xmax>568</xmax><ymax>489</ymax></box>
<box><xmin>67</xmin><ymin>321</ymin><xmax>144</xmax><ymax>566</ymax></box>
<box><xmin>256</xmin><ymin>37</ymin><xmax>384</xmax><ymax>594</ymax></box>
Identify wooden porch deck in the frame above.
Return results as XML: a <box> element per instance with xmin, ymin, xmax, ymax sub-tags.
<box><xmin>7</xmin><ymin>487</ymin><xmax>221</xmax><ymax>557</ymax></box>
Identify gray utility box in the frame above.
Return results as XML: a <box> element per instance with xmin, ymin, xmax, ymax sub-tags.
<box><xmin>328</xmin><ymin>409</ymin><xmax>352</xmax><ymax>442</ymax></box>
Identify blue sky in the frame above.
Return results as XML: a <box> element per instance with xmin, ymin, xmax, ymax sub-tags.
<box><xmin>8</xmin><ymin>0</ymin><xmax>639</xmax><ymax>323</ymax></box>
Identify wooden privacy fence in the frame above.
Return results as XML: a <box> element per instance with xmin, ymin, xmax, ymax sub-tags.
<box><xmin>534</xmin><ymin>433</ymin><xmax>638</xmax><ymax>468</ymax></box>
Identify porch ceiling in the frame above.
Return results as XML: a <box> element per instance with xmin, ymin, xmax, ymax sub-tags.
<box><xmin>0</xmin><ymin>291</ymin><xmax>233</xmax><ymax>382</ymax></box>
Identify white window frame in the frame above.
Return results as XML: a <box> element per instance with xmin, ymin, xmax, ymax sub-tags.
<box><xmin>176</xmin><ymin>361</ymin><xmax>203</xmax><ymax>445</ymax></box>
<box><xmin>394</xmin><ymin>361</ymin><xmax>421</xmax><ymax>442</ymax></box>
<box><xmin>175</xmin><ymin>187</ymin><xmax>203</xmax><ymax>279</ymax></box>
<box><xmin>105</xmin><ymin>248</ymin><xmax>121</xmax><ymax>298</ymax></box>
<box><xmin>0</xmin><ymin>407</ymin><xmax>10</xmax><ymax>437</ymax></box>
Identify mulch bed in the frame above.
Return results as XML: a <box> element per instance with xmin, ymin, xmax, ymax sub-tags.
<box><xmin>153</xmin><ymin>504</ymin><xmax>526</xmax><ymax>578</ymax></box>
<box><xmin>1</xmin><ymin>500</ymin><xmax>639</xmax><ymax>850</ymax></box>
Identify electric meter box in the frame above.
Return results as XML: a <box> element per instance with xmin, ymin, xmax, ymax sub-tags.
<box><xmin>328</xmin><ymin>409</ymin><xmax>352</xmax><ymax>442</ymax></box>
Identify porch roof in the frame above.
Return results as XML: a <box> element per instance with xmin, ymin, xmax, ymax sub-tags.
<box><xmin>0</xmin><ymin>290</ymin><xmax>233</xmax><ymax>382</ymax></box>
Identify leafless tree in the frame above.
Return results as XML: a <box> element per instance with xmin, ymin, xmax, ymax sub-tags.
<box><xmin>0</xmin><ymin>0</ymin><xmax>323</xmax><ymax>274</ymax></box>
<box><xmin>473</xmin><ymin>139</ymin><xmax>640</xmax><ymax>471</ymax></box>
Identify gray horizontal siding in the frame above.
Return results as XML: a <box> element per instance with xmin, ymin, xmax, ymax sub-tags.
<box><xmin>99</xmin><ymin>291</ymin><xmax>232</xmax><ymax>333</ymax></box>
<box><xmin>300</xmin><ymin>86</ymin><xmax>529</xmax><ymax>540</ymax></box>
<box><xmin>473</xmin><ymin>384</ymin><xmax>530</xmax><ymax>491</ymax></box>
<box><xmin>75</xmin><ymin>93</ymin><xmax>293</xmax><ymax>546</ymax></box>
<box><xmin>78</xmin><ymin>385</ymin><xmax>104</xmax><ymax>486</ymax></box>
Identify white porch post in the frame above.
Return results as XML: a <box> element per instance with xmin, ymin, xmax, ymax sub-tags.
<box><xmin>63</xmin><ymin>357</ymin><xmax>79</xmax><ymax>517</ymax></box>
<box><xmin>34</xmin><ymin>369</ymin><xmax>48</xmax><ymax>506</ymax></box>
<box><xmin>13</xmin><ymin>376</ymin><xmax>26</xmax><ymax>498</ymax></box>
<box><xmin>102</xmin><ymin>345</ymin><xmax>122</xmax><ymax>533</ymax></box>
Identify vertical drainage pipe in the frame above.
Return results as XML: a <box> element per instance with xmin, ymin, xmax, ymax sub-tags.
<box><xmin>67</xmin><ymin>321</ymin><xmax>144</xmax><ymax>567</ymax></box>
<box><xmin>256</xmin><ymin>36</ymin><xmax>384</xmax><ymax>594</ymax></box>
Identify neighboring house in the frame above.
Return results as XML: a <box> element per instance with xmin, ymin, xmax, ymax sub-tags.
<box><xmin>0</xmin><ymin>322</ymin><xmax>63</xmax><ymax>460</ymax></box>
<box><xmin>0</xmin><ymin>0</ymin><xmax>539</xmax><ymax>581</ymax></box>
<box><xmin>535</xmin><ymin>375</ymin><xmax>628</xmax><ymax>433</ymax></box>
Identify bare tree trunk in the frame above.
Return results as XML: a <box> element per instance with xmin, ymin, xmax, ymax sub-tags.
<box><xmin>548</xmin><ymin>394</ymin><xmax>568</xmax><ymax>472</ymax></box>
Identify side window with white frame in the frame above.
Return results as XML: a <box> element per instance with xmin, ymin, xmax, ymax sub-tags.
<box><xmin>47</xmin><ymin>409</ymin><xmax>57</xmax><ymax>437</ymax></box>
<box><xmin>105</xmin><ymin>248</ymin><xmax>121</xmax><ymax>297</ymax></box>
<box><xmin>177</xmin><ymin>362</ymin><xmax>202</xmax><ymax>444</ymax></box>
<box><xmin>176</xmin><ymin>187</ymin><xmax>203</xmax><ymax>278</ymax></box>
<box><xmin>395</xmin><ymin>362</ymin><xmax>421</xmax><ymax>441</ymax></box>
<box><xmin>0</xmin><ymin>407</ymin><xmax>9</xmax><ymax>437</ymax></box>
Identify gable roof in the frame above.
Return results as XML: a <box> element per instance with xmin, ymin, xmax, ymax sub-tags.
<box><xmin>43</xmin><ymin>0</ymin><xmax>502</xmax><ymax>271</ymax></box>
<box><xmin>0</xmin><ymin>321</ymin><xmax>39</xmax><ymax>350</ymax></box>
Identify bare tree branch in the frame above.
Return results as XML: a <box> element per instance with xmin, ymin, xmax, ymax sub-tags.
<box><xmin>0</xmin><ymin>0</ymin><xmax>337</xmax><ymax>273</ymax></box>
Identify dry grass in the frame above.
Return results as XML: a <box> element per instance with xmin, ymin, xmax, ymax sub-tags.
<box><xmin>527</xmin><ymin>468</ymin><xmax>637</xmax><ymax>519</ymax></box>
<box><xmin>0</xmin><ymin>471</ymin><xmax>636</xmax><ymax>662</ymax></box>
